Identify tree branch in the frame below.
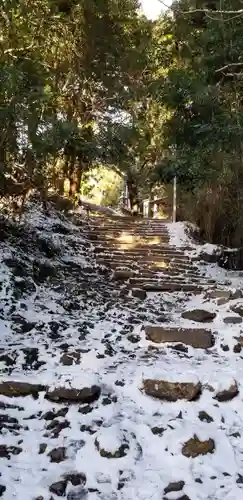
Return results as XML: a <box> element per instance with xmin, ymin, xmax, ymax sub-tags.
<box><xmin>180</xmin><ymin>9</ymin><xmax>243</xmax><ymax>14</ymax></box>
<box><xmin>216</xmin><ymin>62</ymin><xmax>243</xmax><ymax>73</ymax></box>
<box><xmin>157</xmin><ymin>1</ymin><xmax>243</xmax><ymax>15</ymax></box>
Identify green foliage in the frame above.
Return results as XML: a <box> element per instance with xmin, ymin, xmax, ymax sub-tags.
<box><xmin>0</xmin><ymin>0</ymin><xmax>151</xmax><ymax>198</ymax></box>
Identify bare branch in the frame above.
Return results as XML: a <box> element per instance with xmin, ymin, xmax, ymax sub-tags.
<box><xmin>224</xmin><ymin>73</ymin><xmax>243</xmax><ymax>77</ymax></box>
<box><xmin>180</xmin><ymin>8</ymin><xmax>243</xmax><ymax>14</ymax></box>
<box><xmin>216</xmin><ymin>62</ymin><xmax>243</xmax><ymax>73</ymax></box>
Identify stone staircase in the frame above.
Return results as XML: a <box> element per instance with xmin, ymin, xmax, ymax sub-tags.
<box><xmin>87</xmin><ymin>214</ymin><xmax>216</xmax><ymax>294</ymax></box>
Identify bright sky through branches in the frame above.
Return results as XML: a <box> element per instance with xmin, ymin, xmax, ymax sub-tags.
<box><xmin>141</xmin><ymin>0</ymin><xmax>171</xmax><ymax>19</ymax></box>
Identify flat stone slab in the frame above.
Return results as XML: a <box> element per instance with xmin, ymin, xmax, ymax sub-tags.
<box><xmin>181</xmin><ymin>309</ymin><xmax>216</xmax><ymax>323</ymax></box>
<box><xmin>143</xmin><ymin>379</ymin><xmax>201</xmax><ymax>401</ymax></box>
<box><xmin>145</xmin><ymin>326</ymin><xmax>214</xmax><ymax>348</ymax></box>
<box><xmin>45</xmin><ymin>385</ymin><xmax>101</xmax><ymax>404</ymax></box>
<box><xmin>0</xmin><ymin>381</ymin><xmax>47</xmax><ymax>399</ymax></box>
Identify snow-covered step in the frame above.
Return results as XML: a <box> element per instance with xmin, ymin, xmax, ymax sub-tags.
<box><xmin>145</xmin><ymin>325</ymin><xmax>214</xmax><ymax>348</ymax></box>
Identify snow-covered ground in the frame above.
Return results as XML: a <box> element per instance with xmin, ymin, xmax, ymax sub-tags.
<box><xmin>1</xmin><ymin>211</ymin><xmax>243</xmax><ymax>499</ymax></box>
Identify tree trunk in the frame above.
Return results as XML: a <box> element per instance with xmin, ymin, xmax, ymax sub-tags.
<box><xmin>127</xmin><ymin>176</ymin><xmax>138</xmax><ymax>213</ymax></box>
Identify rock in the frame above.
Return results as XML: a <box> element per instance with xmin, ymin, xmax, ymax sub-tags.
<box><xmin>131</xmin><ymin>288</ymin><xmax>147</xmax><ymax>300</ymax></box>
<box><xmin>67</xmin><ymin>489</ymin><xmax>88</xmax><ymax>500</ymax></box>
<box><xmin>198</xmin><ymin>411</ymin><xmax>214</xmax><ymax>423</ymax></box>
<box><xmin>214</xmin><ymin>381</ymin><xmax>239</xmax><ymax>402</ymax></box>
<box><xmin>49</xmin><ymin>480</ymin><xmax>67</xmax><ymax>497</ymax></box>
<box><xmin>163</xmin><ymin>496</ymin><xmax>190</xmax><ymax>500</ymax></box>
<box><xmin>143</xmin><ymin>380</ymin><xmax>201</xmax><ymax>402</ymax></box>
<box><xmin>164</xmin><ymin>481</ymin><xmax>185</xmax><ymax>495</ymax></box>
<box><xmin>151</xmin><ymin>426</ymin><xmax>165</xmax><ymax>436</ymax></box>
<box><xmin>200</xmin><ymin>250</ymin><xmax>220</xmax><ymax>264</ymax></box>
<box><xmin>223</xmin><ymin>316</ymin><xmax>242</xmax><ymax>324</ymax></box>
<box><xmin>48</xmin><ymin>447</ymin><xmax>66</xmax><ymax>463</ymax></box>
<box><xmin>236</xmin><ymin>474</ymin><xmax>243</xmax><ymax>484</ymax></box>
<box><xmin>0</xmin><ymin>445</ymin><xmax>22</xmax><ymax>459</ymax></box>
<box><xmin>145</xmin><ymin>326</ymin><xmax>214</xmax><ymax>349</ymax></box>
<box><xmin>60</xmin><ymin>351</ymin><xmax>81</xmax><ymax>366</ymax></box>
<box><xmin>113</xmin><ymin>270</ymin><xmax>133</xmax><ymax>280</ymax></box>
<box><xmin>234</xmin><ymin>343</ymin><xmax>242</xmax><ymax>353</ymax></box>
<box><xmin>221</xmin><ymin>344</ymin><xmax>229</xmax><ymax>352</ymax></box>
<box><xmin>181</xmin><ymin>309</ymin><xmax>216</xmax><ymax>323</ymax></box>
<box><xmin>39</xmin><ymin>443</ymin><xmax>47</xmax><ymax>454</ymax></box>
<box><xmin>182</xmin><ymin>435</ymin><xmax>215</xmax><ymax>458</ymax></box>
<box><xmin>218</xmin><ymin>248</ymin><xmax>243</xmax><ymax>270</ymax></box>
<box><xmin>216</xmin><ymin>297</ymin><xmax>229</xmax><ymax>306</ymax></box>
<box><xmin>0</xmin><ymin>354</ymin><xmax>16</xmax><ymax>366</ymax></box>
<box><xmin>231</xmin><ymin>289</ymin><xmax>243</xmax><ymax>300</ymax></box>
<box><xmin>230</xmin><ymin>302</ymin><xmax>243</xmax><ymax>316</ymax></box>
<box><xmin>206</xmin><ymin>289</ymin><xmax>231</xmax><ymax>300</ymax></box>
<box><xmin>127</xmin><ymin>334</ymin><xmax>141</xmax><ymax>343</ymax></box>
<box><xmin>0</xmin><ymin>381</ymin><xmax>46</xmax><ymax>399</ymax></box>
<box><xmin>11</xmin><ymin>315</ymin><xmax>36</xmax><ymax>333</ymax></box>
<box><xmin>170</xmin><ymin>343</ymin><xmax>188</xmax><ymax>353</ymax></box>
<box><xmin>64</xmin><ymin>472</ymin><xmax>86</xmax><ymax>487</ymax></box>
<box><xmin>0</xmin><ymin>486</ymin><xmax>6</xmax><ymax>497</ymax></box>
<box><xmin>46</xmin><ymin>385</ymin><xmax>101</xmax><ymax>404</ymax></box>
<box><xmin>46</xmin><ymin>419</ymin><xmax>70</xmax><ymax>437</ymax></box>
<box><xmin>79</xmin><ymin>404</ymin><xmax>93</xmax><ymax>414</ymax></box>
<box><xmin>95</xmin><ymin>436</ymin><xmax>129</xmax><ymax>459</ymax></box>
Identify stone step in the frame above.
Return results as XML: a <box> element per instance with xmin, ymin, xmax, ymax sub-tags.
<box><xmin>130</xmin><ymin>269</ymin><xmax>202</xmax><ymax>278</ymax></box>
<box><xmin>130</xmin><ymin>276</ymin><xmax>216</xmax><ymax>285</ymax></box>
<box><xmin>90</xmin><ymin>225</ymin><xmax>168</xmax><ymax>236</ymax></box>
<box><xmin>145</xmin><ymin>326</ymin><xmax>214</xmax><ymax>348</ymax></box>
<box><xmin>142</xmin><ymin>282</ymin><xmax>212</xmax><ymax>292</ymax></box>
<box><xmin>89</xmin><ymin>221</ymin><xmax>169</xmax><ymax>227</ymax></box>
<box><xmin>89</xmin><ymin>215</ymin><xmax>169</xmax><ymax>222</ymax></box>
<box><xmin>95</xmin><ymin>253</ymin><xmax>189</xmax><ymax>262</ymax></box>
<box><xmin>88</xmin><ymin>216</ymin><xmax>169</xmax><ymax>224</ymax></box>
<box><xmin>97</xmin><ymin>260</ymin><xmax>199</xmax><ymax>274</ymax></box>
<box><xmin>90</xmin><ymin>236</ymin><xmax>170</xmax><ymax>244</ymax></box>
<box><xmin>93</xmin><ymin>243</ymin><xmax>175</xmax><ymax>251</ymax></box>
<box><xmin>96</xmin><ymin>254</ymin><xmax>191</xmax><ymax>263</ymax></box>
<box><xmin>88</xmin><ymin>224</ymin><xmax>168</xmax><ymax>231</ymax></box>
<box><xmin>93</xmin><ymin>247</ymin><xmax>184</xmax><ymax>257</ymax></box>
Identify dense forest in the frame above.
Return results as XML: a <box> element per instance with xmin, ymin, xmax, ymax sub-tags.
<box><xmin>1</xmin><ymin>0</ymin><xmax>243</xmax><ymax>246</ymax></box>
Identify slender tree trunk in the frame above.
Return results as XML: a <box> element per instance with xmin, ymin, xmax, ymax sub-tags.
<box><xmin>127</xmin><ymin>175</ymin><xmax>138</xmax><ymax>212</ymax></box>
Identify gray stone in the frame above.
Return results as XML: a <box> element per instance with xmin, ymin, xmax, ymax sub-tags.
<box><xmin>198</xmin><ymin>411</ymin><xmax>214</xmax><ymax>423</ymax></box>
<box><xmin>0</xmin><ymin>445</ymin><xmax>22</xmax><ymax>459</ymax></box>
<box><xmin>64</xmin><ymin>472</ymin><xmax>86</xmax><ymax>487</ymax></box>
<box><xmin>230</xmin><ymin>302</ymin><xmax>243</xmax><ymax>317</ymax></box>
<box><xmin>231</xmin><ymin>289</ymin><xmax>243</xmax><ymax>300</ymax></box>
<box><xmin>0</xmin><ymin>486</ymin><xmax>6</xmax><ymax>497</ymax></box>
<box><xmin>182</xmin><ymin>309</ymin><xmax>216</xmax><ymax>323</ymax></box>
<box><xmin>60</xmin><ymin>351</ymin><xmax>81</xmax><ymax>366</ymax></box>
<box><xmin>206</xmin><ymin>290</ymin><xmax>231</xmax><ymax>301</ymax></box>
<box><xmin>46</xmin><ymin>385</ymin><xmax>101</xmax><ymax>404</ymax></box>
<box><xmin>95</xmin><ymin>437</ymin><xmax>129</xmax><ymax>459</ymax></box>
<box><xmin>143</xmin><ymin>379</ymin><xmax>201</xmax><ymax>402</ymax></box>
<box><xmin>39</xmin><ymin>443</ymin><xmax>47</xmax><ymax>454</ymax></box>
<box><xmin>164</xmin><ymin>481</ymin><xmax>185</xmax><ymax>495</ymax></box>
<box><xmin>48</xmin><ymin>447</ymin><xmax>66</xmax><ymax>463</ymax></box>
<box><xmin>145</xmin><ymin>326</ymin><xmax>214</xmax><ymax>349</ymax></box>
<box><xmin>131</xmin><ymin>288</ymin><xmax>147</xmax><ymax>300</ymax></box>
<box><xmin>113</xmin><ymin>270</ymin><xmax>133</xmax><ymax>280</ymax></box>
<box><xmin>214</xmin><ymin>381</ymin><xmax>239</xmax><ymax>402</ymax></box>
<box><xmin>223</xmin><ymin>316</ymin><xmax>242</xmax><ymax>325</ymax></box>
<box><xmin>49</xmin><ymin>480</ymin><xmax>67</xmax><ymax>497</ymax></box>
<box><xmin>217</xmin><ymin>297</ymin><xmax>230</xmax><ymax>306</ymax></box>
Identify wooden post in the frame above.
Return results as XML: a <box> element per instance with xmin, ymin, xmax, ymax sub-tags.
<box><xmin>172</xmin><ymin>176</ymin><xmax>177</xmax><ymax>222</ymax></box>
